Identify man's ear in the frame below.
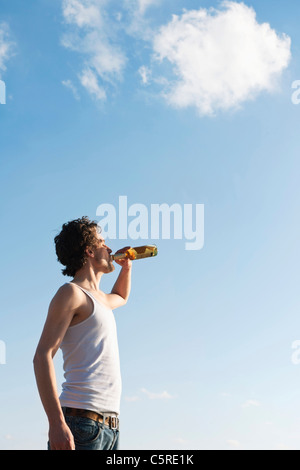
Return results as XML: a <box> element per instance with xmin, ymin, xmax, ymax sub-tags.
<box><xmin>85</xmin><ymin>247</ymin><xmax>94</xmax><ymax>258</ymax></box>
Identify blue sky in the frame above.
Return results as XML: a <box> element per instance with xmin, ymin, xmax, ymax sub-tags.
<box><xmin>1</xmin><ymin>0</ymin><xmax>300</xmax><ymax>450</ymax></box>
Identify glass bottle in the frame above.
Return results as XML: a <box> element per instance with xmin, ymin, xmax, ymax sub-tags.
<box><xmin>111</xmin><ymin>245</ymin><xmax>158</xmax><ymax>261</ymax></box>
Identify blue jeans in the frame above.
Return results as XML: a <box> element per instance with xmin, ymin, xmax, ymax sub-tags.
<box><xmin>48</xmin><ymin>415</ymin><xmax>120</xmax><ymax>450</ymax></box>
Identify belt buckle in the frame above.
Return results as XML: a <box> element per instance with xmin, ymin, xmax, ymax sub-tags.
<box><xmin>110</xmin><ymin>416</ymin><xmax>118</xmax><ymax>430</ymax></box>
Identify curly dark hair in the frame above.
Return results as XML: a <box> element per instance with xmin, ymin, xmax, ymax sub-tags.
<box><xmin>54</xmin><ymin>216</ymin><xmax>101</xmax><ymax>277</ymax></box>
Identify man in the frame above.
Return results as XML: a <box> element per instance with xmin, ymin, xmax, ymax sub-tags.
<box><xmin>33</xmin><ymin>216</ymin><xmax>132</xmax><ymax>450</ymax></box>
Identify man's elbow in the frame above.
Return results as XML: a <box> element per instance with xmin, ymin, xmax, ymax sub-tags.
<box><xmin>33</xmin><ymin>349</ymin><xmax>43</xmax><ymax>368</ymax></box>
<box><xmin>33</xmin><ymin>347</ymin><xmax>51</xmax><ymax>368</ymax></box>
<box><xmin>119</xmin><ymin>295</ymin><xmax>128</xmax><ymax>307</ymax></box>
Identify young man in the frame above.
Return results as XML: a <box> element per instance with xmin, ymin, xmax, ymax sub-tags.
<box><xmin>33</xmin><ymin>217</ymin><xmax>132</xmax><ymax>450</ymax></box>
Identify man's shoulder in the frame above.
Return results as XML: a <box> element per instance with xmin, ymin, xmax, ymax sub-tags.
<box><xmin>55</xmin><ymin>282</ymin><xmax>77</xmax><ymax>297</ymax></box>
<box><xmin>51</xmin><ymin>282</ymin><xmax>84</xmax><ymax>309</ymax></box>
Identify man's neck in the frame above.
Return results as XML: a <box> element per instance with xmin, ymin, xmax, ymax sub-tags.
<box><xmin>72</xmin><ymin>266</ymin><xmax>104</xmax><ymax>291</ymax></box>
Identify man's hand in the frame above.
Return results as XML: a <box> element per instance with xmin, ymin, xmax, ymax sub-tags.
<box><xmin>49</xmin><ymin>421</ymin><xmax>75</xmax><ymax>450</ymax></box>
<box><xmin>113</xmin><ymin>246</ymin><xmax>132</xmax><ymax>270</ymax></box>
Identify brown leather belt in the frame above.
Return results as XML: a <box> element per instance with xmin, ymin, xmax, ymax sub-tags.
<box><xmin>63</xmin><ymin>407</ymin><xmax>119</xmax><ymax>430</ymax></box>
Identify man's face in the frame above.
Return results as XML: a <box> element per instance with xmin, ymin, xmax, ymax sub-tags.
<box><xmin>91</xmin><ymin>230</ymin><xmax>115</xmax><ymax>273</ymax></box>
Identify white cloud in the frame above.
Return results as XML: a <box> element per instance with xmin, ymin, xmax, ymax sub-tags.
<box><xmin>141</xmin><ymin>388</ymin><xmax>174</xmax><ymax>400</ymax></box>
<box><xmin>137</xmin><ymin>0</ymin><xmax>160</xmax><ymax>15</ymax></box>
<box><xmin>79</xmin><ymin>68</ymin><xmax>106</xmax><ymax>101</ymax></box>
<box><xmin>241</xmin><ymin>399</ymin><xmax>261</xmax><ymax>408</ymax></box>
<box><xmin>61</xmin><ymin>0</ymin><xmax>126</xmax><ymax>100</ymax></box>
<box><xmin>60</xmin><ymin>1</ymin><xmax>291</xmax><ymax>113</ymax></box>
<box><xmin>0</xmin><ymin>22</ymin><xmax>14</xmax><ymax>77</ymax></box>
<box><xmin>62</xmin><ymin>0</ymin><xmax>103</xmax><ymax>28</ymax></box>
<box><xmin>123</xmin><ymin>0</ymin><xmax>160</xmax><ymax>18</ymax></box>
<box><xmin>122</xmin><ymin>0</ymin><xmax>160</xmax><ymax>41</ymax></box>
<box><xmin>138</xmin><ymin>65</ymin><xmax>152</xmax><ymax>85</ymax></box>
<box><xmin>227</xmin><ymin>439</ymin><xmax>241</xmax><ymax>448</ymax></box>
<box><xmin>62</xmin><ymin>79</ymin><xmax>80</xmax><ymax>99</ymax></box>
<box><xmin>174</xmin><ymin>437</ymin><xmax>187</xmax><ymax>444</ymax></box>
<box><xmin>150</xmin><ymin>1</ymin><xmax>291</xmax><ymax>115</ymax></box>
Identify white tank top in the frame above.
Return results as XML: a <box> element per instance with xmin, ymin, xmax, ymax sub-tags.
<box><xmin>59</xmin><ymin>283</ymin><xmax>122</xmax><ymax>415</ymax></box>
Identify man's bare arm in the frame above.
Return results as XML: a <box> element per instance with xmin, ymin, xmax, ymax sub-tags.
<box><xmin>106</xmin><ymin>249</ymin><xmax>132</xmax><ymax>309</ymax></box>
<box><xmin>33</xmin><ymin>283</ymin><xmax>81</xmax><ymax>450</ymax></box>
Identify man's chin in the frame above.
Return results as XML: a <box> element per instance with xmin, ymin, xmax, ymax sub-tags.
<box><xmin>98</xmin><ymin>258</ymin><xmax>115</xmax><ymax>273</ymax></box>
<box><xmin>107</xmin><ymin>261</ymin><xmax>115</xmax><ymax>273</ymax></box>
